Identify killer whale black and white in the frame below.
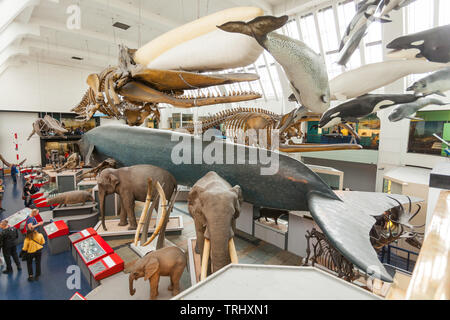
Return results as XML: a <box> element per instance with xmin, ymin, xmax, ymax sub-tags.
<box><xmin>319</xmin><ymin>94</ymin><xmax>421</xmax><ymax>128</ymax></box>
<box><xmin>407</xmin><ymin>67</ymin><xmax>450</xmax><ymax>97</ymax></box>
<box><xmin>388</xmin><ymin>97</ymin><xmax>448</xmax><ymax>122</ymax></box>
<box><xmin>387</xmin><ymin>24</ymin><xmax>450</xmax><ymax>63</ymax></box>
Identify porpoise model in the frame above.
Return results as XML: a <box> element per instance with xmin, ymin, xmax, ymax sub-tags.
<box><xmin>78</xmin><ymin>125</ymin><xmax>423</xmax><ymax>282</ymax></box>
<box><xmin>338</xmin><ymin>0</ymin><xmax>383</xmax><ymax>52</ymax></box>
<box><xmin>319</xmin><ymin>94</ymin><xmax>421</xmax><ymax>128</ymax></box>
<box><xmin>387</xmin><ymin>24</ymin><xmax>450</xmax><ymax>63</ymax></box>
<box><xmin>388</xmin><ymin>97</ymin><xmax>448</xmax><ymax>122</ymax></box>
<box><xmin>217</xmin><ymin>15</ymin><xmax>331</xmax><ymax>118</ymax></box>
<box><xmin>407</xmin><ymin>67</ymin><xmax>450</xmax><ymax>97</ymax></box>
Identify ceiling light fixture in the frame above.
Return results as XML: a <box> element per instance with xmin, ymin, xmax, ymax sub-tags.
<box><xmin>113</xmin><ymin>22</ymin><xmax>131</xmax><ymax>30</ymax></box>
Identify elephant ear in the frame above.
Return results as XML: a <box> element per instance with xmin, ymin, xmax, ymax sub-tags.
<box><xmin>144</xmin><ymin>257</ymin><xmax>160</xmax><ymax>281</ymax></box>
<box><xmin>109</xmin><ymin>174</ymin><xmax>120</xmax><ymax>191</ymax></box>
<box><xmin>231</xmin><ymin>185</ymin><xmax>243</xmax><ymax>219</ymax></box>
<box><xmin>124</xmin><ymin>259</ymin><xmax>138</xmax><ymax>274</ymax></box>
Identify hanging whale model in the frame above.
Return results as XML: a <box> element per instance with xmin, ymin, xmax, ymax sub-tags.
<box><xmin>78</xmin><ymin>125</ymin><xmax>423</xmax><ymax>282</ymax></box>
<box><xmin>217</xmin><ymin>15</ymin><xmax>331</xmax><ymax>116</ymax></box>
<box><xmin>319</xmin><ymin>94</ymin><xmax>421</xmax><ymax>128</ymax></box>
<box><xmin>407</xmin><ymin>67</ymin><xmax>450</xmax><ymax>97</ymax></box>
<box><xmin>388</xmin><ymin>97</ymin><xmax>448</xmax><ymax>122</ymax></box>
<box><xmin>330</xmin><ymin>59</ymin><xmax>449</xmax><ymax>100</ymax></box>
<box><xmin>387</xmin><ymin>24</ymin><xmax>450</xmax><ymax>63</ymax></box>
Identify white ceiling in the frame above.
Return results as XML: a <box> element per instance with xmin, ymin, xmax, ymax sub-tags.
<box><xmin>1</xmin><ymin>0</ymin><xmax>308</xmax><ymax>73</ymax></box>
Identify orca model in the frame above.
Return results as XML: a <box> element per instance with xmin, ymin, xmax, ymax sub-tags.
<box><xmin>319</xmin><ymin>94</ymin><xmax>421</xmax><ymax>128</ymax></box>
<box><xmin>387</xmin><ymin>24</ymin><xmax>450</xmax><ymax>63</ymax></box>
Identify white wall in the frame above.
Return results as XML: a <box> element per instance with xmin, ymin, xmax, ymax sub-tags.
<box><xmin>0</xmin><ymin>59</ymin><xmax>99</xmax><ymax>112</ymax></box>
<box><xmin>0</xmin><ymin>111</ymin><xmax>41</xmax><ymax>166</ymax></box>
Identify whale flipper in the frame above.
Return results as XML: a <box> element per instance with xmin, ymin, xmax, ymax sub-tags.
<box><xmin>218</xmin><ymin>15</ymin><xmax>289</xmax><ymax>47</ymax></box>
<box><xmin>307</xmin><ymin>191</ymin><xmax>422</xmax><ymax>283</ymax></box>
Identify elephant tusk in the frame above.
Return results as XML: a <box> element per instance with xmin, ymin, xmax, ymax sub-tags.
<box><xmin>134</xmin><ymin>178</ymin><xmax>153</xmax><ymax>247</ymax></box>
<box><xmin>142</xmin><ymin>182</ymin><xmax>168</xmax><ymax>247</ymax></box>
<box><xmin>200</xmin><ymin>238</ymin><xmax>211</xmax><ymax>281</ymax></box>
<box><xmin>228</xmin><ymin>238</ymin><xmax>239</xmax><ymax>264</ymax></box>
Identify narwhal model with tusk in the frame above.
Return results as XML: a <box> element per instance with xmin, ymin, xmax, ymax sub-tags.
<box><xmin>218</xmin><ymin>15</ymin><xmax>331</xmax><ymax>131</ymax></box>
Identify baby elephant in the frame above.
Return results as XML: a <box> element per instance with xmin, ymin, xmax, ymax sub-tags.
<box><xmin>125</xmin><ymin>247</ymin><xmax>186</xmax><ymax>300</ymax></box>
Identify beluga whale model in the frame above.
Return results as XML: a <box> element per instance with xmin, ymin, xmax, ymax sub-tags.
<box><xmin>319</xmin><ymin>94</ymin><xmax>421</xmax><ymax>129</ymax></box>
<box><xmin>407</xmin><ymin>67</ymin><xmax>450</xmax><ymax>97</ymax></box>
<box><xmin>217</xmin><ymin>15</ymin><xmax>331</xmax><ymax>120</ymax></box>
<box><xmin>387</xmin><ymin>24</ymin><xmax>450</xmax><ymax>63</ymax></box>
<box><xmin>388</xmin><ymin>97</ymin><xmax>448</xmax><ymax>122</ymax></box>
<box><xmin>78</xmin><ymin>125</ymin><xmax>422</xmax><ymax>283</ymax></box>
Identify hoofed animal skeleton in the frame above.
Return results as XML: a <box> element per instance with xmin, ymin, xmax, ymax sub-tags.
<box><xmin>56</xmin><ymin>153</ymin><xmax>80</xmax><ymax>173</ymax></box>
<box><xmin>72</xmin><ymin>45</ymin><xmax>261</xmax><ymax>126</ymax></box>
<box><xmin>0</xmin><ymin>154</ymin><xmax>26</xmax><ymax>168</ymax></box>
<box><xmin>182</xmin><ymin>107</ymin><xmax>362</xmax><ymax>152</ymax></box>
<box><xmin>304</xmin><ymin>228</ymin><xmax>359</xmax><ymax>282</ymax></box>
<box><xmin>79</xmin><ymin>158</ymin><xmax>117</xmax><ymax>180</ymax></box>
<box><xmin>28</xmin><ymin>115</ymin><xmax>68</xmax><ymax>140</ymax></box>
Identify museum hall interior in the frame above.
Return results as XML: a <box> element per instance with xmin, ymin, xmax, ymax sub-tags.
<box><xmin>0</xmin><ymin>0</ymin><xmax>449</xmax><ymax>303</ymax></box>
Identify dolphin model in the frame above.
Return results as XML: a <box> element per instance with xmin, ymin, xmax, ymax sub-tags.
<box><xmin>217</xmin><ymin>15</ymin><xmax>331</xmax><ymax>117</ymax></box>
<box><xmin>388</xmin><ymin>97</ymin><xmax>448</xmax><ymax>122</ymax></box>
<box><xmin>407</xmin><ymin>67</ymin><xmax>450</xmax><ymax>97</ymax></box>
<box><xmin>338</xmin><ymin>21</ymin><xmax>369</xmax><ymax>66</ymax></box>
<box><xmin>78</xmin><ymin>125</ymin><xmax>422</xmax><ymax>282</ymax></box>
<box><xmin>387</xmin><ymin>24</ymin><xmax>450</xmax><ymax>63</ymax></box>
<box><xmin>319</xmin><ymin>94</ymin><xmax>421</xmax><ymax>128</ymax></box>
<box><xmin>338</xmin><ymin>0</ymin><xmax>383</xmax><ymax>52</ymax></box>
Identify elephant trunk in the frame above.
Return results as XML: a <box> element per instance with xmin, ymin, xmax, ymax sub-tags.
<box><xmin>209</xmin><ymin>226</ymin><xmax>232</xmax><ymax>274</ymax></box>
<box><xmin>99</xmin><ymin>189</ymin><xmax>108</xmax><ymax>231</ymax></box>
<box><xmin>129</xmin><ymin>274</ymin><xmax>136</xmax><ymax>296</ymax></box>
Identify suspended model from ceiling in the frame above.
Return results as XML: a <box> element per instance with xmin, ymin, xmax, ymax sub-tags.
<box><xmin>72</xmin><ymin>7</ymin><xmax>265</xmax><ymax>126</ymax></box>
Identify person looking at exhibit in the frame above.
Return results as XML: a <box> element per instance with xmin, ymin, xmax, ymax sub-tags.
<box><xmin>26</xmin><ymin>209</ymin><xmax>43</xmax><ymax>232</ymax></box>
<box><xmin>0</xmin><ymin>220</ymin><xmax>21</xmax><ymax>274</ymax></box>
<box><xmin>0</xmin><ymin>179</ymin><xmax>4</xmax><ymax>212</ymax></box>
<box><xmin>23</xmin><ymin>182</ymin><xmax>33</xmax><ymax>208</ymax></box>
<box><xmin>21</xmin><ymin>229</ymin><xmax>45</xmax><ymax>281</ymax></box>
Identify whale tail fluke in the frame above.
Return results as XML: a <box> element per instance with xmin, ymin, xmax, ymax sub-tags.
<box><xmin>218</xmin><ymin>15</ymin><xmax>288</xmax><ymax>46</ymax></box>
<box><xmin>307</xmin><ymin>191</ymin><xmax>423</xmax><ymax>283</ymax></box>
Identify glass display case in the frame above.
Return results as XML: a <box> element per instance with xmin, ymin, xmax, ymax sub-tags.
<box><xmin>75</xmin><ymin>237</ymin><xmax>107</xmax><ymax>264</ymax></box>
<box><xmin>408</xmin><ymin>110</ymin><xmax>450</xmax><ymax>156</ymax></box>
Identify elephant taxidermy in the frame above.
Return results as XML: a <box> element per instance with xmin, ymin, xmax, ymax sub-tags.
<box><xmin>96</xmin><ymin>165</ymin><xmax>177</xmax><ymax>235</ymax></box>
<box><xmin>187</xmin><ymin>171</ymin><xmax>242</xmax><ymax>276</ymax></box>
<box><xmin>125</xmin><ymin>246</ymin><xmax>187</xmax><ymax>300</ymax></box>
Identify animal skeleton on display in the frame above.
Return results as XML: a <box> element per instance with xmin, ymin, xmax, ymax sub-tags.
<box><xmin>304</xmin><ymin>228</ymin><xmax>359</xmax><ymax>282</ymax></box>
<box><xmin>370</xmin><ymin>196</ymin><xmax>424</xmax><ymax>251</ymax></box>
<box><xmin>27</xmin><ymin>115</ymin><xmax>68</xmax><ymax>140</ymax></box>
<box><xmin>182</xmin><ymin>107</ymin><xmax>362</xmax><ymax>152</ymax></box>
<box><xmin>55</xmin><ymin>153</ymin><xmax>81</xmax><ymax>173</ymax></box>
<box><xmin>72</xmin><ymin>45</ymin><xmax>261</xmax><ymax>126</ymax></box>
<box><xmin>0</xmin><ymin>155</ymin><xmax>26</xmax><ymax>168</ymax></box>
<box><xmin>78</xmin><ymin>158</ymin><xmax>117</xmax><ymax>180</ymax></box>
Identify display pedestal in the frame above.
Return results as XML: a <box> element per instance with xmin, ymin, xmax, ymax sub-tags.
<box><xmin>77</xmin><ymin>179</ymin><xmax>97</xmax><ymax>191</ymax></box>
<box><xmin>129</xmin><ymin>239</ymin><xmax>176</xmax><ymax>258</ymax></box>
<box><xmin>94</xmin><ymin>216</ymin><xmax>183</xmax><ymax>240</ymax></box>
<box><xmin>44</xmin><ymin>220</ymin><xmax>70</xmax><ymax>255</ymax></box>
<box><xmin>56</xmin><ymin>170</ymin><xmax>83</xmax><ymax>193</ymax></box>
<box><xmin>235</xmin><ymin>202</ymin><xmax>254</xmax><ymax>235</ymax></box>
<box><xmin>254</xmin><ymin>218</ymin><xmax>288</xmax><ymax>250</ymax></box>
<box><xmin>53</xmin><ymin>203</ymin><xmax>96</xmax><ymax>218</ymax></box>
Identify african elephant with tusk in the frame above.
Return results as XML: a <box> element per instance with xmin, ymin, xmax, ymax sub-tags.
<box><xmin>125</xmin><ymin>246</ymin><xmax>187</xmax><ymax>300</ymax></box>
<box><xmin>187</xmin><ymin>171</ymin><xmax>243</xmax><ymax>275</ymax></box>
<box><xmin>97</xmin><ymin>165</ymin><xmax>177</xmax><ymax>237</ymax></box>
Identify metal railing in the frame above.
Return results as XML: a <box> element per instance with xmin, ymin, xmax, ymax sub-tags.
<box><xmin>379</xmin><ymin>245</ymin><xmax>419</xmax><ymax>273</ymax></box>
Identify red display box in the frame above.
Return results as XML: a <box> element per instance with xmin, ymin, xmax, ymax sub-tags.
<box><xmin>88</xmin><ymin>253</ymin><xmax>124</xmax><ymax>281</ymax></box>
<box><xmin>44</xmin><ymin>220</ymin><xmax>69</xmax><ymax>239</ymax></box>
<box><xmin>73</xmin><ymin>235</ymin><xmax>114</xmax><ymax>265</ymax></box>
<box><xmin>69</xmin><ymin>228</ymin><xmax>97</xmax><ymax>245</ymax></box>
